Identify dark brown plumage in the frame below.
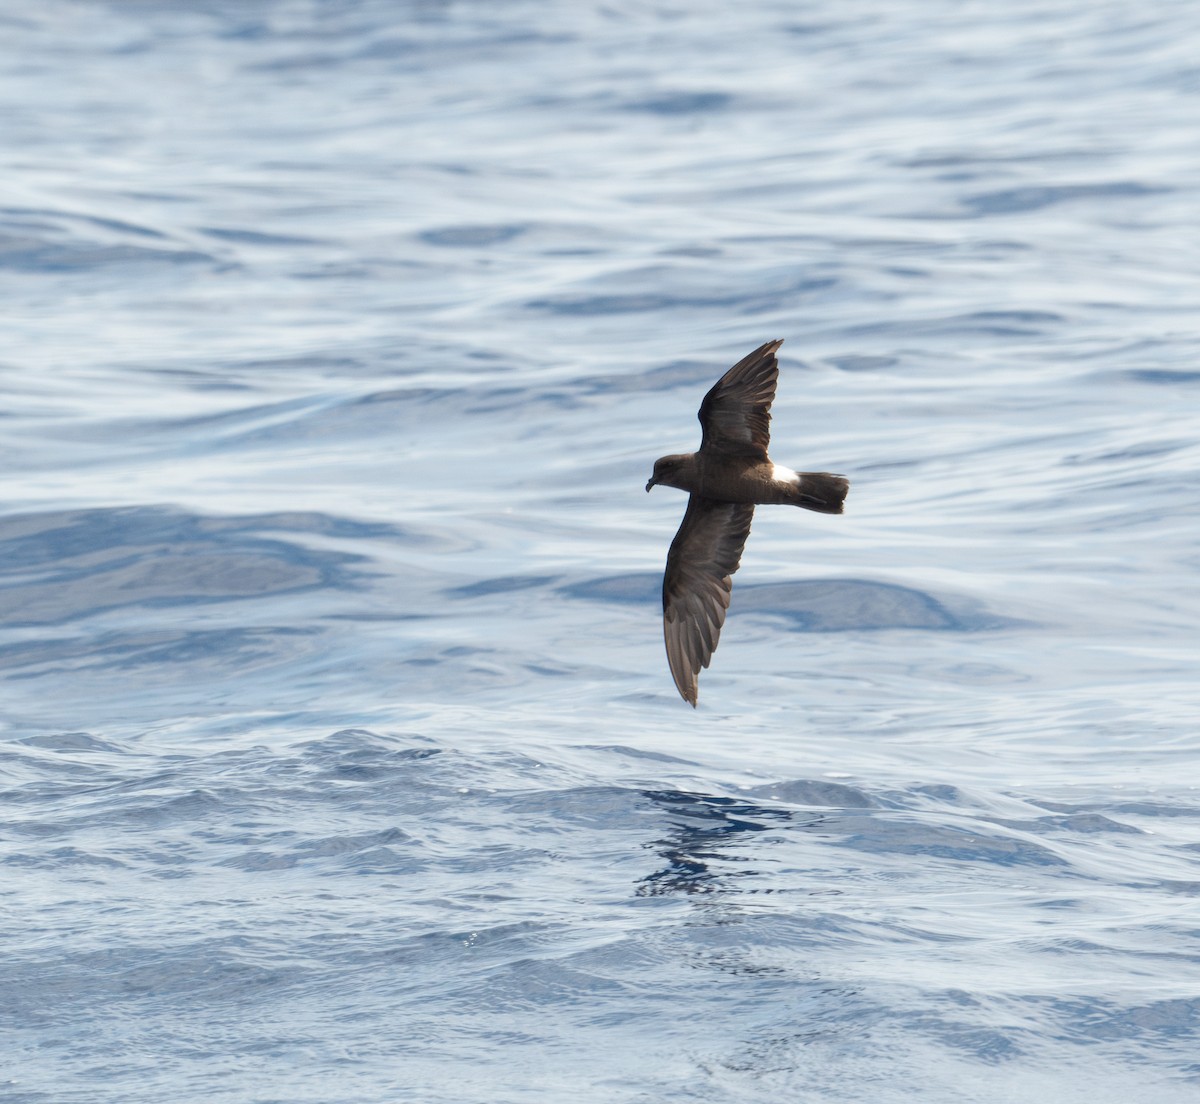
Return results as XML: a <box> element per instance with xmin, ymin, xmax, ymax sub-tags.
<box><xmin>646</xmin><ymin>340</ymin><xmax>848</xmax><ymax>705</ymax></box>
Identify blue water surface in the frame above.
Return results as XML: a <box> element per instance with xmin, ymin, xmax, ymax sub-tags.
<box><xmin>3</xmin><ymin>2</ymin><xmax>1200</xmax><ymax>1101</ymax></box>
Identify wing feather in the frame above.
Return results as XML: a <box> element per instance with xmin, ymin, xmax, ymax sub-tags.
<box><xmin>697</xmin><ymin>339</ymin><xmax>781</xmax><ymax>459</ymax></box>
<box><xmin>662</xmin><ymin>496</ymin><xmax>756</xmax><ymax>705</ymax></box>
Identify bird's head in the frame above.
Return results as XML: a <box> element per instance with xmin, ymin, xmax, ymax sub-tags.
<box><xmin>645</xmin><ymin>453</ymin><xmax>694</xmax><ymax>493</ymax></box>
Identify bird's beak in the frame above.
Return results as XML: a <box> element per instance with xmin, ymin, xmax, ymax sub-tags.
<box><xmin>645</xmin><ymin>477</ymin><xmax>656</xmax><ymax>492</ymax></box>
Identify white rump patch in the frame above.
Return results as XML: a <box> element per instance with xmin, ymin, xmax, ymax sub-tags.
<box><xmin>771</xmin><ymin>463</ymin><xmax>799</xmax><ymax>485</ymax></box>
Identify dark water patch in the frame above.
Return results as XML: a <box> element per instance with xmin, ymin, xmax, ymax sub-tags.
<box><xmin>1048</xmin><ymin>813</ymin><xmax>1144</xmax><ymax>835</ymax></box>
<box><xmin>394</xmin><ymin>646</ymin><xmax>555</xmax><ymax>698</ymax></box>
<box><xmin>0</xmin><ymin>627</ymin><xmax>319</xmax><ymax>680</ymax></box>
<box><xmin>12</xmin><ymin>936</ymin><xmax>316</xmax><ymax>1009</ymax></box>
<box><xmin>215</xmin><ymin>826</ymin><xmax>422</xmax><ymax>876</ymax></box>
<box><xmin>230</xmin><ymin>353</ymin><xmax>369</xmax><ymax>376</ymax></box>
<box><xmin>783</xmin><ymin>21</ymin><xmax>838</xmax><ymax>36</ymax></box>
<box><xmin>0</xmin><ymin>206</ymin><xmax>168</xmax><ymax>239</ymax></box>
<box><xmin>3</xmin><ymin>778</ymin><xmax>230</xmax><ymax>839</ymax></box>
<box><xmin>0</xmin><ymin>507</ymin><xmax>371</xmax><ymax>627</ymax></box>
<box><xmin>294</xmin><ymin>826</ymin><xmax>412</xmax><ymax>858</ymax></box>
<box><xmin>1034</xmin><ymin>798</ymin><xmax>1200</xmax><ymax>820</ymax></box>
<box><xmin>564</xmin><ymin>574</ymin><xmax>1004</xmax><ymax>632</ymax></box>
<box><xmin>658</xmin><ymin>244</ymin><xmax>723</xmax><ymax>258</ymax></box>
<box><xmin>1155</xmin><ymin>881</ymin><xmax>1200</xmax><ymax>896</ymax></box>
<box><xmin>900</xmin><ymin>1010</ymin><xmax>1027</xmax><ymax>1063</ymax></box>
<box><xmin>293</xmin><ymin>728</ymin><xmax>444</xmax><ymax>782</ymax></box>
<box><xmin>1121</xmin><ymin>368</ymin><xmax>1200</xmax><ymax>385</ymax></box>
<box><xmin>3</xmin><ymin>728</ymin><xmax>453</xmax><ymax>852</ymax></box>
<box><xmin>501</xmin><ymin>785</ymin><xmax>645</xmax><ymax>829</ymax></box>
<box><xmin>130</xmin><ymin>365</ymin><xmax>255</xmax><ymax>392</ymax></box>
<box><xmin>100</xmin><ymin>393</ymin><xmax>330</xmax><ymax>442</ymax></box>
<box><xmin>559</xmin><ymin>573</ymin><xmax>661</xmax><ymax>605</ymax></box>
<box><xmin>199</xmin><ymin>226</ymin><xmax>324</xmax><ymax>246</ymax></box>
<box><xmin>578</xmin><ymin>353</ymin><xmax>791</xmax><ymax>397</ymax></box>
<box><xmin>1034</xmin><ymin>995</ymin><xmax>1200</xmax><ymax>1046</ymax></box>
<box><xmin>0</xmin><ymin>204</ymin><xmax>212</xmax><ymax>273</ymax></box>
<box><xmin>247</xmin><ymin>48</ymin><xmax>393</xmax><ymax>73</ymax></box>
<box><xmin>130</xmin><ymin>388</ymin><xmax>503</xmax><ymax>455</ymax></box>
<box><xmin>576</xmin><ymin>744</ymin><xmax>698</xmax><ymax>766</ymax></box>
<box><xmin>16</xmin><ymin>731</ymin><xmax>121</xmax><ymax>754</ymax></box>
<box><xmin>3</xmin><ymin>846</ymin><xmax>128</xmax><ymax>870</ymax></box>
<box><xmin>526</xmin><ymin>266</ymin><xmax>836</xmax><ymax>316</ymax></box>
<box><xmin>0</xmin><ymin>556</ymin><xmax>328</xmax><ymax>626</ymax></box>
<box><xmin>832</xmin><ymin>817</ymin><xmax>1069</xmax><ymax>868</ymax></box>
<box><xmin>748</xmin><ymin>779</ymin><xmax>879</xmax><ymax>809</ymax></box>
<box><xmin>445</xmin><ymin>574</ymin><xmax>559</xmax><ymax>599</ymax></box>
<box><xmin>527</xmin><ymin>278</ymin><xmax>836</xmax><ymax>316</ymax></box>
<box><xmin>827</xmin><ymin>354</ymin><xmax>900</xmax><ymax>372</ymax></box>
<box><xmin>529</xmin><ymin>291</ymin><xmax>707</xmax><ymax>315</ymax></box>
<box><xmin>961</xmin><ymin>181</ymin><xmax>1166</xmax><ymax>216</ymax></box>
<box><xmin>0</xmin><ymin>742</ymin><xmax>118</xmax><ymax>793</ymax></box>
<box><xmin>1062</xmin><ymin>439</ymin><xmax>1185</xmax><ymax>465</ymax></box>
<box><xmin>737</xmin><ymin>580</ymin><xmax>971</xmax><ymax>631</ymax></box>
<box><xmin>903</xmin><ymin>783</ymin><xmax>976</xmax><ymax>806</ymax></box>
<box><xmin>219</xmin><ymin>849</ymin><xmax>301</xmax><ymax>871</ymax></box>
<box><xmin>903</xmin><ymin>309</ymin><xmax>1064</xmax><ymax>338</ymax></box>
<box><xmin>824</xmin><ymin>309</ymin><xmax>1063</xmax><ymax>340</ymax></box>
<box><xmin>121</xmin><ymin>787</ymin><xmax>229</xmax><ymax>829</ymax></box>
<box><xmin>0</xmin><ymin>237</ymin><xmax>214</xmax><ymax>272</ymax></box>
<box><xmin>619</xmin><ymin>90</ymin><xmax>732</xmax><ymax>115</ymax></box>
<box><xmin>419</xmin><ymin>224</ymin><xmax>526</xmax><ymax>247</ymax></box>
<box><xmin>957</xmin><ymin>308</ymin><xmax>1063</xmax><ymax>328</ymax></box>
<box><xmin>122</xmin><ymin>385</ymin><xmax>557</xmax><ymax>453</ymax></box>
<box><xmin>0</xmin><ymin>506</ymin><xmax>390</xmax><ymax>568</ymax></box>
<box><xmin>522</xmin><ymin>660</ymin><xmax>575</xmax><ymax>678</ymax></box>
<box><xmin>248</xmin><ymin>27</ymin><xmax>571</xmax><ymax>73</ymax></box>
<box><xmin>900</xmin><ymin>149</ymin><xmax>1104</xmax><ymax>170</ymax></box>
<box><xmin>346</xmin><ymin>380</ymin><xmax>589</xmax><ymax>423</ymax></box>
<box><xmin>988</xmin><ymin>813</ymin><xmax>1144</xmax><ymax>836</ymax></box>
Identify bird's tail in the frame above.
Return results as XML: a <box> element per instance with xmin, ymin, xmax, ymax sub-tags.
<box><xmin>792</xmin><ymin>473</ymin><xmax>849</xmax><ymax>514</ymax></box>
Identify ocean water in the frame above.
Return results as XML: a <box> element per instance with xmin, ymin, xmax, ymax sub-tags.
<box><xmin>3</xmin><ymin>1</ymin><xmax>1199</xmax><ymax>1100</ymax></box>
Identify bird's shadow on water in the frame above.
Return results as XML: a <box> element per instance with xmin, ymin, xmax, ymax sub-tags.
<box><xmin>632</xmin><ymin>778</ymin><xmax>1078</xmax><ymax>903</ymax></box>
<box><xmin>635</xmin><ymin>788</ymin><xmax>829</xmax><ymax>899</ymax></box>
<box><xmin>625</xmin><ymin>780</ymin><xmax>1200</xmax><ymax>1070</ymax></box>
<box><xmin>638</xmin><ymin>787</ymin><xmax>796</xmax><ymax>892</ymax></box>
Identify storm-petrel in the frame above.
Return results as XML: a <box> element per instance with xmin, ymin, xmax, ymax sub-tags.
<box><xmin>645</xmin><ymin>339</ymin><xmax>848</xmax><ymax>705</ymax></box>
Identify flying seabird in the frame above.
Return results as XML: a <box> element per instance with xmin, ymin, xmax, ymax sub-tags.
<box><xmin>645</xmin><ymin>339</ymin><xmax>848</xmax><ymax>706</ymax></box>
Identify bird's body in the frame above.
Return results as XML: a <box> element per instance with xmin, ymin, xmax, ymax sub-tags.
<box><xmin>647</xmin><ymin>452</ymin><xmax>843</xmax><ymax>509</ymax></box>
<box><xmin>645</xmin><ymin>340</ymin><xmax>848</xmax><ymax>706</ymax></box>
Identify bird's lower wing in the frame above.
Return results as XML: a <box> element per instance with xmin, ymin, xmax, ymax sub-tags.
<box><xmin>662</xmin><ymin>497</ymin><xmax>756</xmax><ymax>705</ymax></box>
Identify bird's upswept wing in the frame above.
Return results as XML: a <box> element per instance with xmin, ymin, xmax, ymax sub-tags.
<box><xmin>662</xmin><ymin>496</ymin><xmax>756</xmax><ymax>706</ymax></box>
<box><xmin>696</xmin><ymin>339</ymin><xmax>782</xmax><ymax>459</ymax></box>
